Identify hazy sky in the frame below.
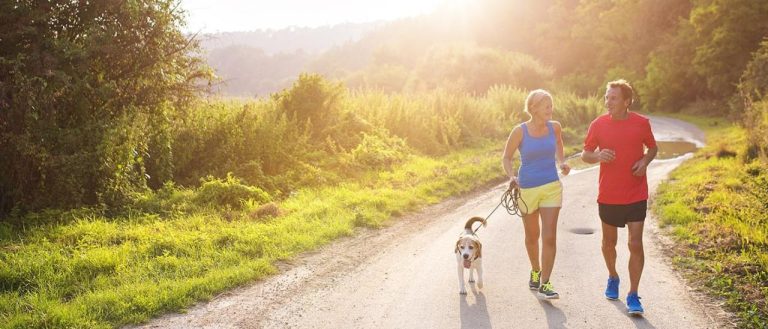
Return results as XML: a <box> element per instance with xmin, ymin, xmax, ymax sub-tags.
<box><xmin>180</xmin><ymin>0</ymin><xmax>449</xmax><ymax>32</ymax></box>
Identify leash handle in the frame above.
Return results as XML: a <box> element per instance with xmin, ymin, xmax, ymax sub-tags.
<box><xmin>472</xmin><ymin>186</ymin><xmax>528</xmax><ymax>234</ymax></box>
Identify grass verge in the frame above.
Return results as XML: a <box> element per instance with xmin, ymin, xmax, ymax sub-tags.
<box><xmin>653</xmin><ymin>115</ymin><xmax>768</xmax><ymax>328</ymax></box>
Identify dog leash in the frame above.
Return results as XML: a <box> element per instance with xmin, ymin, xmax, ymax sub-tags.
<box><xmin>472</xmin><ymin>185</ymin><xmax>528</xmax><ymax>234</ymax></box>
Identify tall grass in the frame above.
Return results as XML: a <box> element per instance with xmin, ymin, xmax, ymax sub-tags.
<box><xmin>171</xmin><ymin>79</ymin><xmax>602</xmax><ymax>198</ymax></box>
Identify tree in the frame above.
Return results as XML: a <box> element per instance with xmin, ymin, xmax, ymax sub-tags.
<box><xmin>690</xmin><ymin>0</ymin><xmax>768</xmax><ymax>100</ymax></box>
<box><xmin>0</xmin><ymin>0</ymin><xmax>212</xmax><ymax>214</ymax></box>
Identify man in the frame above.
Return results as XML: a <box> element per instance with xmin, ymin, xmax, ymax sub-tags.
<box><xmin>581</xmin><ymin>79</ymin><xmax>657</xmax><ymax>315</ymax></box>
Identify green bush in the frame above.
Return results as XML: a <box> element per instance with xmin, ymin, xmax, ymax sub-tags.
<box><xmin>352</xmin><ymin>130</ymin><xmax>410</xmax><ymax>169</ymax></box>
<box><xmin>273</xmin><ymin>73</ymin><xmax>347</xmax><ymax>138</ymax></box>
<box><xmin>193</xmin><ymin>175</ymin><xmax>271</xmax><ymax>210</ymax></box>
<box><xmin>131</xmin><ymin>182</ymin><xmax>195</xmax><ymax>215</ymax></box>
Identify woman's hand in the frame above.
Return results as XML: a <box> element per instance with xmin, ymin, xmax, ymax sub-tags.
<box><xmin>508</xmin><ymin>176</ymin><xmax>520</xmax><ymax>190</ymax></box>
<box><xmin>559</xmin><ymin>162</ymin><xmax>571</xmax><ymax>176</ymax></box>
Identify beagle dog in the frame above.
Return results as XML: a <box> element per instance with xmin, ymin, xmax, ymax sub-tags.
<box><xmin>455</xmin><ymin>216</ymin><xmax>485</xmax><ymax>294</ymax></box>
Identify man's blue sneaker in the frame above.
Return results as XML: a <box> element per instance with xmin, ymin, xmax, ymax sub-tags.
<box><xmin>605</xmin><ymin>276</ymin><xmax>620</xmax><ymax>300</ymax></box>
<box><xmin>626</xmin><ymin>292</ymin><xmax>644</xmax><ymax>315</ymax></box>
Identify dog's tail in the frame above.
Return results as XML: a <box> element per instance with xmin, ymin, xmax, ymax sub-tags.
<box><xmin>464</xmin><ymin>216</ymin><xmax>487</xmax><ymax>231</ymax></box>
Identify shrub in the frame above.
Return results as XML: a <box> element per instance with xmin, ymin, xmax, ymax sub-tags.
<box><xmin>194</xmin><ymin>175</ymin><xmax>271</xmax><ymax>210</ymax></box>
<box><xmin>352</xmin><ymin>130</ymin><xmax>410</xmax><ymax>169</ymax></box>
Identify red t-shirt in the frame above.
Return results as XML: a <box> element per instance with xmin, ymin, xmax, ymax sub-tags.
<box><xmin>583</xmin><ymin>112</ymin><xmax>657</xmax><ymax>204</ymax></box>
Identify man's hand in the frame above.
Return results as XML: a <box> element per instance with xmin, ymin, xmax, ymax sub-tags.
<box><xmin>598</xmin><ymin>149</ymin><xmax>616</xmax><ymax>162</ymax></box>
<box><xmin>631</xmin><ymin>158</ymin><xmax>648</xmax><ymax>176</ymax></box>
<box><xmin>559</xmin><ymin>163</ymin><xmax>571</xmax><ymax>176</ymax></box>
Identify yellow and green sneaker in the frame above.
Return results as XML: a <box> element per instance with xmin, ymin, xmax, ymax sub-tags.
<box><xmin>538</xmin><ymin>281</ymin><xmax>559</xmax><ymax>299</ymax></box>
<box><xmin>529</xmin><ymin>270</ymin><xmax>541</xmax><ymax>290</ymax></box>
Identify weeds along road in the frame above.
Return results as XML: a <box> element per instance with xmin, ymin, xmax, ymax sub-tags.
<box><xmin>134</xmin><ymin>116</ymin><xmax>729</xmax><ymax>329</ymax></box>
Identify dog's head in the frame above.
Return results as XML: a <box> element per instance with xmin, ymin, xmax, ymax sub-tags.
<box><xmin>455</xmin><ymin>235</ymin><xmax>482</xmax><ymax>262</ymax></box>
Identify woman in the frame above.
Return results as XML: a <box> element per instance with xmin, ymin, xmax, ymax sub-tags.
<box><xmin>502</xmin><ymin>89</ymin><xmax>570</xmax><ymax>299</ymax></box>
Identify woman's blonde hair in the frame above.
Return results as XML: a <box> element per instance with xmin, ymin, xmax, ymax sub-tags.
<box><xmin>524</xmin><ymin>89</ymin><xmax>552</xmax><ymax>115</ymax></box>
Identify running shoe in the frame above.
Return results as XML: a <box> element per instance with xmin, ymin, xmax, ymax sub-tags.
<box><xmin>626</xmin><ymin>292</ymin><xmax>644</xmax><ymax>315</ymax></box>
<box><xmin>605</xmin><ymin>276</ymin><xmax>620</xmax><ymax>300</ymax></box>
<box><xmin>538</xmin><ymin>281</ymin><xmax>560</xmax><ymax>299</ymax></box>
<box><xmin>529</xmin><ymin>270</ymin><xmax>541</xmax><ymax>290</ymax></box>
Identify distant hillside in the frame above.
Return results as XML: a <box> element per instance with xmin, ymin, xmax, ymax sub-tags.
<box><xmin>199</xmin><ymin>22</ymin><xmax>383</xmax><ymax>55</ymax></box>
<box><xmin>206</xmin><ymin>46</ymin><xmax>311</xmax><ymax>97</ymax></box>
<box><xmin>198</xmin><ymin>22</ymin><xmax>382</xmax><ymax>96</ymax></box>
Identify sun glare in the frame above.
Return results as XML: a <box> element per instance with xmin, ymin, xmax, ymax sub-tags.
<box><xmin>181</xmin><ymin>0</ymin><xmax>450</xmax><ymax>32</ymax></box>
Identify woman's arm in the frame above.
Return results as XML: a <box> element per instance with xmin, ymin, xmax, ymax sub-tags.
<box><xmin>502</xmin><ymin>126</ymin><xmax>523</xmax><ymax>183</ymax></box>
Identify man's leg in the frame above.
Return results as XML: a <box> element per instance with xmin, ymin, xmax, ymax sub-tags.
<box><xmin>538</xmin><ymin>207</ymin><xmax>560</xmax><ymax>283</ymax></box>
<box><xmin>627</xmin><ymin>221</ymin><xmax>645</xmax><ymax>293</ymax></box>
<box><xmin>601</xmin><ymin>221</ymin><xmax>619</xmax><ymax>277</ymax></box>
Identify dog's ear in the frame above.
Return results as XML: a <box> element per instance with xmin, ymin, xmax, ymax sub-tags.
<box><xmin>474</xmin><ymin>240</ymin><xmax>482</xmax><ymax>259</ymax></box>
<box><xmin>455</xmin><ymin>240</ymin><xmax>460</xmax><ymax>254</ymax></box>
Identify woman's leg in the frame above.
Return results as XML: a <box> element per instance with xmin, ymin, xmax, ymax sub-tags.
<box><xmin>538</xmin><ymin>207</ymin><xmax>561</xmax><ymax>283</ymax></box>
<box><xmin>521</xmin><ymin>210</ymin><xmax>541</xmax><ymax>271</ymax></box>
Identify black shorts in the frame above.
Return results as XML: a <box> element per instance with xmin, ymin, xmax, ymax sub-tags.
<box><xmin>598</xmin><ymin>200</ymin><xmax>647</xmax><ymax>228</ymax></box>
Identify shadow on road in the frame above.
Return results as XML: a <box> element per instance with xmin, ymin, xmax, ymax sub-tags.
<box><xmin>534</xmin><ymin>291</ymin><xmax>567</xmax><ymax>329</ymax></box>
<box><xmin>609</xmin><ymin>299</ymin><xmax>657</xmax><ymax>329</ymax></box>
<box><xmin>459</xmin><ymin>285</ymin><xmax>492</xmax><ymax>329</ymax></box>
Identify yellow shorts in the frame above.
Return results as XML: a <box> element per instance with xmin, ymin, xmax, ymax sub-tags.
<box><xmin>519</xmin><ymin>180</ymin><xmax>562</xmax><ymax>214</ymax></box>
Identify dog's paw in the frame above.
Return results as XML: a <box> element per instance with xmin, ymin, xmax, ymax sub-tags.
<box><xmin>459</xmin><ymin>289</ymin><xmax>467</xmax><ymax>295</ymax></box>
<box><xmin>468</xmin><ymin>278</ymin><xmax>475</xmax><ymax>283</ymax></box>
<box><xmin>477</xmin><ymin>281</ymin><xmax>484</xmax><ymax>289</ymax></box>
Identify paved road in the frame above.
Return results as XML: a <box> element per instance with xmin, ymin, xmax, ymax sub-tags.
<box><xmin>136</xmin><ymin>116</ymin><xmax>726</xmax><ymax>329</ymax></box>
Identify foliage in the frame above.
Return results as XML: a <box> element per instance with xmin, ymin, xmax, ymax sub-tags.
<box><xmin>273</xmin><ymin>73</ymin><xmax>347</xmax><ymax>137</ymax></box>
<box><xmin>351</xmin><ymin>130</ymin><xmax>410</xmax><ymax>169</ymax></box>
<box><xmin>533</xmin><ymin>0</ymin><xmax>691</xmax><ymax>88</ymax></box>
<box><xmin>0</xmin><ymin>0</ymin><xmax>212</xmax><ymax>214</ymax></box>
<box><xmin>738</xmin><ymin>40</ymin><xmax>768</xmax><ymax>161</ymax></box>
<box><xmin>689</xmin><ymin>0</ymin><xmax>768</xmax><ymax>100</ymax></box>
<box><xmin>194</xmin><ymin>175</ymin><xmax>271</xmax><ymax>210</ymax></box>
<box><xmin>639</xmin><ymin>0</ymin><xmax>768</xmax><ymax>113</ymax></box>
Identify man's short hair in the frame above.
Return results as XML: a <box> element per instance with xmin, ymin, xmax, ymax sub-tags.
<box><xmin>606</xmin><ymin>79</ymin><xmax>634</xmax><ymax>105</ymax></box>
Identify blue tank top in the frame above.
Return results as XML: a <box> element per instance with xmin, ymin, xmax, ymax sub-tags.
<box><xmin>518</xmin><ymin>122</ymin><xmax>559</xmax><ymax>188</ymax></box>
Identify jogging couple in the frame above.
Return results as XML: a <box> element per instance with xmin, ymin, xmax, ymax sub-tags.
<box><xmin>501</xmin><ymin>79</ymin><xmax>658</xmax><ymax>315</ymax></box>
